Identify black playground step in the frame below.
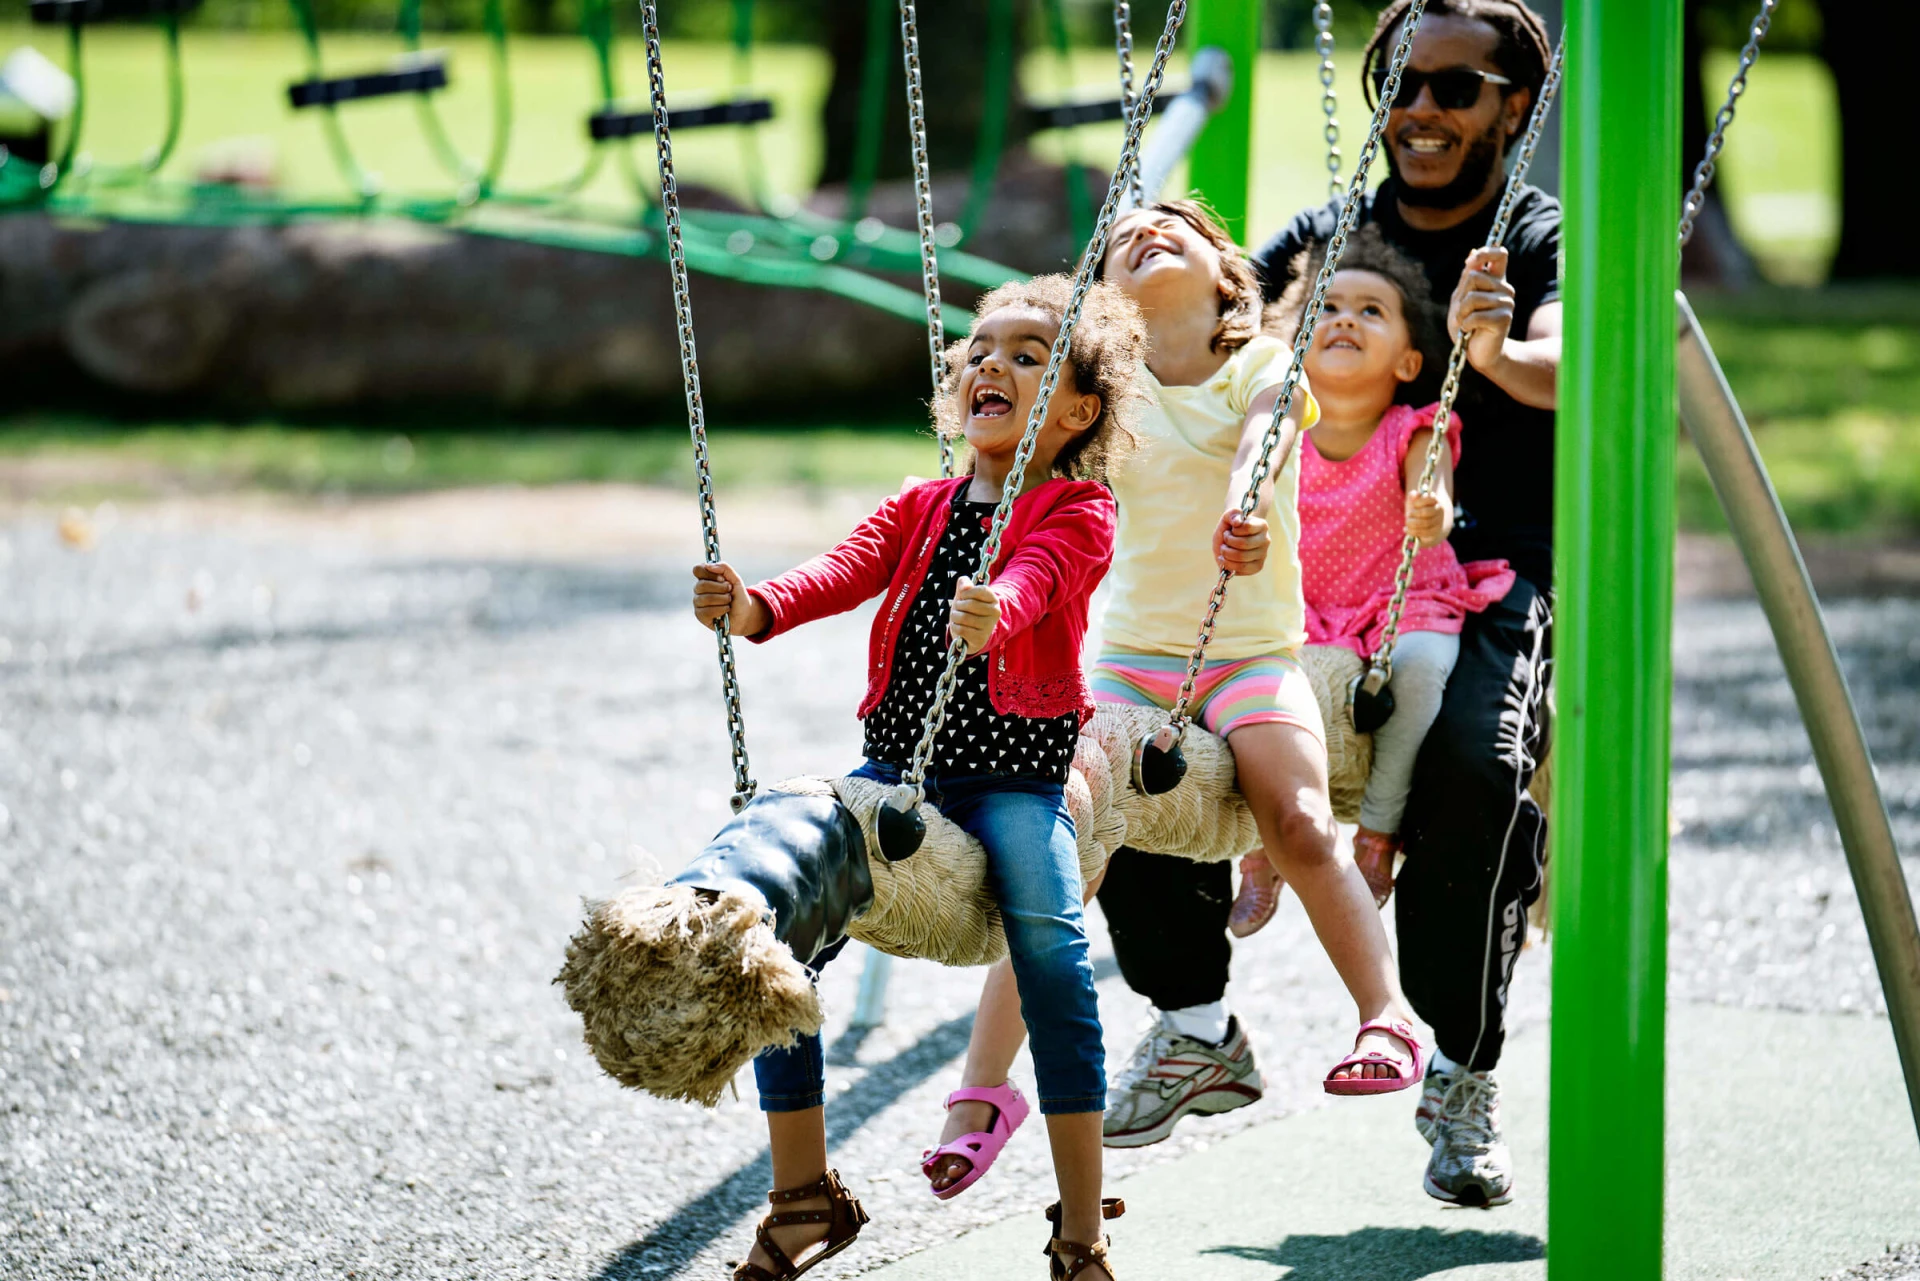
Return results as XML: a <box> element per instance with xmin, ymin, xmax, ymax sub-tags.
<box><xmin>1024</xmin><ymin>93</ymin><xmax>1169</xmax><ymax>133</ymax></box>
<box><xmin>588</xmin><ymin>98</ymin><xmax>774</xmax><ymax>141</ymax></box>
<box><xmin>288</xmin><ymin>56</ymin><xmax>448</xmax><ymax>109</ymax></box>
<box><xmin>30</xmin><ymin>0</ymin><xmax>201</xmax><ymax>23</ymax></box>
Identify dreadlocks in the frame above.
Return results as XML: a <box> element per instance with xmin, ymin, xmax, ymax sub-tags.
<box><xmin>1361</xmin><ymin>0</ymin><xmax>1552</xmax><ymax>117</ymax></box>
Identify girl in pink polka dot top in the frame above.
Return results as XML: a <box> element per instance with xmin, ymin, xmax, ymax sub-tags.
<box><xmin>1275</xmin><ymin>225</ymin><xmax>1515</xmax><ymax>908</ymax></box>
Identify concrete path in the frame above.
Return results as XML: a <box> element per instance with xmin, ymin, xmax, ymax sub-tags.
<box><xmin>868</xmin><ymin>1004</ymin><xmax>1920</xmax><ymax>1281</ymax></box>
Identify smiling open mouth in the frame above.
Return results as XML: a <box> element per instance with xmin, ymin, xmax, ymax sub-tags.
<box><xmin>1130</xmin><ymin>241</ymin><xmax>1173</xmax><ymax>272</ymax></box>
<box><xmin>971</xmin><ymin>387</ymin><xmax>1012</xmax><ymax>417</ymax></box>
<box><xmin>1400</xmin><ymin>132</ymin><xmax>1454</xmax><ymax>156</ymax></box>
<box><xmin>1326</xmin><ymin>337</ymin><xmax>1362</xmax><ymax>351</ymax></box>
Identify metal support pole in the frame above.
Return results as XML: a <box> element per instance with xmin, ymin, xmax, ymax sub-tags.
<box><xmin>1552</xmin><ymin>3</ymin><xmax>1678</xmax><ymax>1277</ymax></box>
<box><xmin>1677</xmin><ymin>294</ymin><xmax>1920</xmax><ymax>1142</ymax></box>
<box><xmin>850</xmin><ymin>947</ymin><xmax>894</xmax><ymax>1029</ymax></box>
<box><xmin>1186</xmin><ymin>0</ymin><xmax>1259</xmax><ymax>242</ymax></box>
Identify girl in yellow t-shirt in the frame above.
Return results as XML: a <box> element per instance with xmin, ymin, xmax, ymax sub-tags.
<box><xmin>921</xmin><ymin>202</ymin><xmax>1422</xmax><ymax>1199</ymax></box>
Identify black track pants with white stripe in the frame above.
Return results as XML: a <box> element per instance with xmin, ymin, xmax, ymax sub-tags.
<box><xmin>1096</xmin><ymin>847</ymin><xmax>1234</xmax><ymax>1014</ymax></box>
<box><xmin>1396</xmin><ymin>574</ymin><xmax>1553</xmax><ymax>1072</ymax></box>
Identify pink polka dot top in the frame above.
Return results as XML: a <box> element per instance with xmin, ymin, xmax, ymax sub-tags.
<box><xmin>1299</xmin><ymin>402</ymin><xmax>1516</xmax><ymax>656</ymax></box>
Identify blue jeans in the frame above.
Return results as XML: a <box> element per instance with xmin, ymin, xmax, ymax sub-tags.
<box><xmin>754</xmin><ymin>762</ymin><xmax>1106</xmax><ymax>1115</ymax></box>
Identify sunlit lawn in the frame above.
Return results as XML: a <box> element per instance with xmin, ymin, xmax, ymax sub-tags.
<box><xmin>0</xmin><ymin>421</ymin><xmax>941</xmax><ymax>499</ymax></box>
<box><xmin>1680</xmin><ymin>289</ymin><xmax>1920</xmax><ymax>536</ymax></box>
<box><xmin>0</xmin><ymin>27</ymin><xmax>1840</xmax><ymax>273</ymax></box>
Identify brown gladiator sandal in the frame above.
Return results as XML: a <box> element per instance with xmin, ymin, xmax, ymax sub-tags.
<box><xmin>731</xmin><ymin>1168</ymin><xmax>870</xmax><ymax>1281</ymax></box>
<box><xmin>1041</xmin><ymin>1197</ymin><xmax>1124</xmax><ymax>1280</ymax></box>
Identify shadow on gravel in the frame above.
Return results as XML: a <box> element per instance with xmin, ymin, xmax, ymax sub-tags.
<box><xmin>1207</xmin><ymin>1226</ymin><xmax>1544</xmax><ymax>1278</ymax></box>
<box><xmin>594</xmin><ymin>1010</ymin><xmax>978</xmax><ymax>1280</ymax></box>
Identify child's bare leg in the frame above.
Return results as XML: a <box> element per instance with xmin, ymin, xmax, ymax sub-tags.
<box><xmin>927</xmin><ymin>958</ymin><xmax>1027</xmax><ymax>1192</ymax></box>
<box><xmin>1228</xmin><ymin>720</ymin><xmax>1414</xmax><ymax>1081</ymax></box>
<box><xmin>745</xmin><ymin>1108</ymin><xmax>834</xmax><ymax>1273</ymax></box>
<box><xmin>1046</xmin><ymin>1111</ymin><xmax>1114</xmax><ymax>1280</ymax></box>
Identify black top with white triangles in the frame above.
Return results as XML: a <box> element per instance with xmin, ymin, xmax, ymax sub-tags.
<box><xmin>861</xmin><ymin>490</ymin><xmax>1079</xmax><ymax>783</ymax></box>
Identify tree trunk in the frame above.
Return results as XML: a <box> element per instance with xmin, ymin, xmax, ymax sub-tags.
<box><xmin>1679</xmin><ymin>0</ymin><xmax>1756</xmax><ymax>287</ymax></box>
<box><xmin>817</xmin><ymin>0</ymin><xmax>1031</xmax><ymax>187</ymax></box>
<box><xmin>1823</xmin><ymin>0</ymin><xmax>1920</xmax><ymax>278</ymax></box>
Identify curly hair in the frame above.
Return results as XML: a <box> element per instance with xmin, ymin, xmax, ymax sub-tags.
<box><xmin>1363</xmin><ymin>0</ymin><xmax>1553</xmax><ymax>133</ymax></box>
<box><xmin>1096</xmin><ymin>198</ymin><xmax>1262</xmax><ymax>355</ymax></box>
<box><xmin>1268</xmin><ymin>224</ymin><xmax>1447</xmax><ymax>405</ymax></box>
<box><xmin>934</xmin><ymin>275</ymin><xmax>1149</xmax><ymax>487</ymax></box>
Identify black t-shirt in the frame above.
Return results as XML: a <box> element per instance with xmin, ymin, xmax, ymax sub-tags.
<box><xmin>862</xmin><ymin>490</ymin><xmax>1079</xmax><ymax>783</ymax></box>
<box><xmin>1252</xmin><ymin>177</ymin><xmax>1562</xmax><ymax>590</ymax></box>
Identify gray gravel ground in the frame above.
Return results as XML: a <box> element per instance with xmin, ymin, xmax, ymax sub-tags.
<box><xmin>1829</xmin><ymin>1246</ymin><xmax>1920</xmax><ymax>1281</ymax></box>
<box><xmin>1</xmin><ymin>504</ymin><xmax>1916</xmax><ymax>1280</ymax></box>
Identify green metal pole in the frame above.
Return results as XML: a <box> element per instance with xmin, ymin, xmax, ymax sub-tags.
<box><xmin>1186</xmin><ymin>0</ymin><xmax>1259</xmax><ymax>242</ymax></box>
<box><xmin>1551</xmin><ymin>2</ymin><xmax>1679</xmax><ymax>1278</ymax></box>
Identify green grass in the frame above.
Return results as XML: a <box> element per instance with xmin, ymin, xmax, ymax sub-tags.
<box><xmin>0</xmin><ymin>421</ymin><xmax>941</xmax><ymax>499</ymax></box>
<box><xmin>1680</xmin><ymin>289</ymin><xmax>1920</xmax><ymax>536</ymax></box>
<box><xmin>0</xmin><ymin>27</ymin><xmax>831</xmax><ymax>208</ymax></box>
<box><xmin>0</xmin><ymin>27</ymin><xmax>1842</xmax><ymax>276</ymax></box>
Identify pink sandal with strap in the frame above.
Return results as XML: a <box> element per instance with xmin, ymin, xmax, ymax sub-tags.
<box><xmin>920</xmin><ymin>1081</ymin><xmax>1030</xmax><ymax>1200</ymax></box>
<box><xmin>1323</xmin><ymin>1018</ymin><xmax>1426</xmax><ymax>1096</ymax></box>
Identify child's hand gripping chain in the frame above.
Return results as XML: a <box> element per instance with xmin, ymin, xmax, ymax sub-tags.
<box><xmin>947</xmin><ymin>578</ymin><xmax>1001</xmax><ymax>656</ymax></box>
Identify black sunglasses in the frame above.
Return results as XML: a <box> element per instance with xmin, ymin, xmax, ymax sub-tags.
<box><xmin>1370</xmin><ymin>65</ymin><xmax>1513</xmax><ymax>110</ymax></box>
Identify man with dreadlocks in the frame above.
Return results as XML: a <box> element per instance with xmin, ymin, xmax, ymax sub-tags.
<box><xmin>1092</xmin><ymin>0</ymin><xmax>1558</xmax><ymax>1209</ymax></box>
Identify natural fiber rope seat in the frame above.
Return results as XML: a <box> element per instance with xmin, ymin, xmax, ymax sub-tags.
<box><xmin>557</xmin><ymin>656</ymin><xmax>1548</xmax><ymax>1104</ymax></box>
<box><xmin>833</xmin><ymin>652</ymin><xmax>1542</xmax><ymax>966</ymax></box>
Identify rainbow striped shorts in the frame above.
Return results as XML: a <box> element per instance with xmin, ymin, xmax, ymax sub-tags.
<box><xmin>1089</xmin><ymin>648</ymin><xmax>1325</xmax><ymax>743</ymax></box>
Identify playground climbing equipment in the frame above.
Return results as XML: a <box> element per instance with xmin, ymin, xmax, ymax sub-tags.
<box><xmin>0</xmin><ymin>0</ymin><xmax>1028</xmax><ymax>325</ymax></box>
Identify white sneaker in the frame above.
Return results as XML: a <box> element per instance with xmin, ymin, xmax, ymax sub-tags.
<box><xmin>1101</xmin><ymin>1012</ymin><xmax>1263</xmax><ymax>1149</ymax></box>
<box><xmin>1419</xmin><ymin>1065</ymin><xmax>1513</xmax><ymax>1207</ymax></box>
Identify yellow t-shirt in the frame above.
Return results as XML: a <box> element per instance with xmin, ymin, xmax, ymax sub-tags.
<box><xmin>1103</xmin><ymin>334</ymin><xmax>1317</xmax><ymax>658</ymax></box>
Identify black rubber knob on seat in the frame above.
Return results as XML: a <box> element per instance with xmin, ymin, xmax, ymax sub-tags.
<box><xmin>1132</xmin><ymin>736</ymin><xmax>1188</xmax><ymax>796</ymax></box>
<box><xmin>1350</xmin><ymin>682</ymin><xmax>1396</xmax><ymax>734</ymax></box>
<box><xmin>876</xmin><ymin>798</ymin><xmax>926</xmax><ymax>863</ymax></box>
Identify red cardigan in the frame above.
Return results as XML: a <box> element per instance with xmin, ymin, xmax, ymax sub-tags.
<box><xmin>748</xmin><ymin>475</ymin><xmax>1116</xmax><ymax>722</ymax></box>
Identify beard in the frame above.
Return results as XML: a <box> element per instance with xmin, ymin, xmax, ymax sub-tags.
<box><xmin>1387</xmin><ymin>117</ymin><xmax>1508</xmax><ymax>210</ymax></box>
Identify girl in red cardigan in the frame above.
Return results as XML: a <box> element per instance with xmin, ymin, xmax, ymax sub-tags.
<box><xmin>693</xmin><ymin>277</ymin><xmax>1148</xmax><ymax>1281</ymax></box>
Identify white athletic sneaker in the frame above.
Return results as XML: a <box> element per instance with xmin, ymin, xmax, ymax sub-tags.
<box><xmin>1419</xmin><ymin>1066</ymin><xmax>1513</xmax><ymax>1207</ymax></box>
<box><xmin>1101</xmin><ymin>1012</ymin><xmax>1263</xmax><ymax>1148</ymax></box>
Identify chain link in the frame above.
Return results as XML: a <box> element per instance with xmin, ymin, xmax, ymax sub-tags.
<box><xmin>1160</xmin><ymin>0</ymin><xmax>1429</xmax><ymax>737</ymax></box>
<box><xmin>894</xmin><ymin>0</ymin><xmax>1189</xmax><ymax>803</ymax></box>
<box><xmin>1113</xmin><ymin>1</ymin><xmax>1141</xmax><ymax>206</ymax></box>
<box><xmin>1314</xmin><ymin>1</ymin><xmax>1341</xmax><ymax>198</ymax></box>
<box><xmin>1366</xmin><ymin>34</ymin><xmax>1566</xmax><ymax>688</ymax></box>
<box><xmin>643</xmin><ymin>1</ymin><xmax>756</xmax><ymax>812</ymax></box>
<box><xmin>896</xmin><ymin>0</ymin><xmax>953</xmax><ymax>479</ymax></box>
<box><xmin>1678</xmin><ymin>0</ymin><xmax>1775</xmax><ymax>253</ymax></box>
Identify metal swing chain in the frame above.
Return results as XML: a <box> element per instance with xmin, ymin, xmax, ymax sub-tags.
<box><xmin>642</xmin><ymin>1</ymin><xmax>756</xmax><ymax>812</ymax></box>
<box><xmin>1677</xmin><ymin>0</ymin><xmax>1776</xmax><ymax>252</ymax></box>
<box><xmin>1364</xmin><ymin>34</ymin><xmax>1566</xmax><ymax>691</ymax></box>
<box><xmin>1114</xmin><ymin>0</ymin><xmax>1142</xmax><ymax>206</ymax></box>
<box><xmin>1314</xmin><ymin>1</ymin><xmax>1341</xmax><ymax>198</ymax></box>
<box><xmin>1158</xmin><ymin>0</ymin><xmax>1430</xmax><ymax>741</ymax></box>
<box><xmin>897</xmin><ymin>0</ymin><xmax>954</xmax><ymax>479</ymax></box>
<box><xmin>891</xmin><ymin>0</ymin><xmax>1189</xmax><ymax>807</ymax></box>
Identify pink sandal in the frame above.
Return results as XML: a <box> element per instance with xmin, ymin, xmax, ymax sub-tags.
<box><xmin>919</xmin><ymin>1082</ymin><xmax>1029</xmax><ymax>1200</ymax></box>
<box><xmin>1323</xmin><ymin>1018</ymin><xmax>1426</xmax><ymax>1096</ymax></box>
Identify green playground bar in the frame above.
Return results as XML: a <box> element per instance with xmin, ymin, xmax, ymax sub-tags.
<box><xmin>1551</xmin><ymin>0</ymin><xmax>1679</xmax><ymax>1276</ymax></box>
